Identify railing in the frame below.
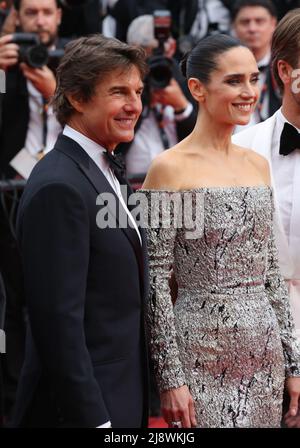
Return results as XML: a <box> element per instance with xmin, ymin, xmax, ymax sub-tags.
<box><xmin>0</xmin><ymin>174</ymin><xmax>147</xmax><ymax>193</ymax></box>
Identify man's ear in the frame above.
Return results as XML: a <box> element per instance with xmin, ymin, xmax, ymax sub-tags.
<box><xmin>188</xmin><ymin>77</ymin><xmax>206</xmax><ymax>103</ymax></box>
<box><xmin>66</xmin><ymin>93</ymin><xmax>85</xmax><ymax>113</ymax></box>
<box><xmin>277</xmin><ymin>60</ymin><xmax>294</xmax><ymax>87</ymax></box>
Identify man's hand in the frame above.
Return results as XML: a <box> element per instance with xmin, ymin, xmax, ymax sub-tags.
<box><xmin>160</xmin><ymin>384</ymin><xmax>197</xmax><ymax>428</ymax></box>
<box><xmin>0</xmin><ymin>33</ymin><xmax>18</xmax><ymax>70</ymax></box>
<box><xmin>150</xmin><ymin>79</ymin><xmax>189</xmax><ymax>112</ymax></box>
<box><xmin>20</xmin><ymin>62</ymin><xmax>56</xmax><ymax>100</ymax></box>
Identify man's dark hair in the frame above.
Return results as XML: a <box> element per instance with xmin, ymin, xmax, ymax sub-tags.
<box><xmin>271</xmin><ymin>8</ymin><xmax>300</xmax><ymax>93</ymax></box>
<box><xmin>232</xmin><ymin>0</ymin><xmax>277</xmax><ymax>21</ymax></box>
<box><xmin>13</xmin><ymin>0</ymin><xmax>60</xmax><ymax>10</ymax></box>
<box><xmin>52</xmin><ymin>34</ymin><xmax>148</xmax><ymax>126</ymax></box>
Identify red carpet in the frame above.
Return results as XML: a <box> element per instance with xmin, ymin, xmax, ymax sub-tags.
<box><xmin>148</xmin><ymin>416</ymin><xmax>168</xmax><ymax>428</ymax></box>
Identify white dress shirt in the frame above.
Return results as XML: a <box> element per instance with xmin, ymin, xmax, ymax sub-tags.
<box><xmin>63</xmin><ymin>125</ymin><xmax>141</xmax><ymax>245</ymax></box>
<box><xmin>271</xmin><ymin>108</ymin><xmax>300</xmax><ymax>337</ymax></box>
<box><xmin>271</xmin><ymin>108</ymin><xmax>299</xmax><ymax>244</ymax></box>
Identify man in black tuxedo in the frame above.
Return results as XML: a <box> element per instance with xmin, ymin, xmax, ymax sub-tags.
<box><xmin>13</xmin><ymin>34</ymin><xmax>149</xmax><ymax>428</ymax></box>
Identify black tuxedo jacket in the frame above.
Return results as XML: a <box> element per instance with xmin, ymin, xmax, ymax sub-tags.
<box><xmin>0</xmin><ymin>67</ymin><xmax>29</xmax><ymax>178</ymax></box>
<box><xmin>12</xmin><ymin>134</ymin><xmax>149</xmax><ymax>427</ymax></box>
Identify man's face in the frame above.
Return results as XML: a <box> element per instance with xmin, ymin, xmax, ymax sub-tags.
<box><xmin>73</xmin><ymin>66</ymin><xmax>144</xmax><ymax>151</ymax></box>
<box><xmin>233</xmin><ymin>6</ymin><xmax>276</xmax><ymax>56</ymax></box>
<box><xmin>17</xmin><ymin>0</ymin><xmax>61</xmax><ymax>47</ymax></box>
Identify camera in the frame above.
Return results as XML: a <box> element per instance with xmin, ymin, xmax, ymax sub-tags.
<box><xmin>11</xmin><ymin>33</ymin><xmax>64</xmax><ymax>69</ymax></box>
<box><xmin>146</xmin><ymin>10</ymin><xmax>173</xmax><ymax>90</ymax></box>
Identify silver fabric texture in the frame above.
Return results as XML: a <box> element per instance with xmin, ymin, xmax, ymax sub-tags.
<box><xmin>142</xmin><ymin>186</ymin><xmax>300</xmax><ymax>428</ymax></box>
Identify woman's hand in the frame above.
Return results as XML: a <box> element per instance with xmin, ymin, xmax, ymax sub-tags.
<box><xmin>160</xmin><ymin>385</ymin><xmax>197</xmax><ymax>428</ymax></box>
<box><xmin>284</xmin><ymin>377</ymin><xmax>300</xmax><ymax>427</ymax></box>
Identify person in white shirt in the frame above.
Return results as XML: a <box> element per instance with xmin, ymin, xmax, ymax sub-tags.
<box><xmin>233</xmin><ymin>8</ymin><xmax>300</xmax><ymax>427</ymax></box>
<box><xmin>232</xmin><ymin>0</ymin><xmax>280</xmax><ymax>132</ymax></box>
<box><xmin>12</xmin><ymin>34</ymin><xmax>150</xmax><ymax>428</ymax></box>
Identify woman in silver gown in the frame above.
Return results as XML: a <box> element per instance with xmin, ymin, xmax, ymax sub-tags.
<box><xmin>141</xmin><ymin>34</ymin><xmax>300</xmax><ymax>428</ymax></box>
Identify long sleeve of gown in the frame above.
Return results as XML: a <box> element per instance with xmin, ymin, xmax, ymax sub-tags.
<box><xmin>142</xmin><ymin>190</ymin><xmax>186</xmax><ymax>392</ymax></box>
<box><xmin>265</xmin><ymin>193</ymin><xmax>300</xmax><ymax>377</ymax></box>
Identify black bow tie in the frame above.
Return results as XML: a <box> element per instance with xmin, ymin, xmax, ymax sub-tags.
<box><xmin>104</xmin><ymin>150</ymin><xmax>126</xmax><ymax>178</ymax></box>
<box><xmin>279</xmin><ymin>122</ymin><xmax>300</xmax><ymax>156</ymax></box>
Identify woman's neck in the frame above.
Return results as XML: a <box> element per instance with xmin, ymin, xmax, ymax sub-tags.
<box><xmin>189</xmin><ymin>111</ymin><xmax>234</xmax><ymax>154</ymax></box>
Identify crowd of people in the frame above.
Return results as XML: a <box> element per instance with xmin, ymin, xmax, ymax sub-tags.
<box><xmin>0</xmin><ymin>0</ymin><xmax>300</xmax><ymax>429</ymax></box>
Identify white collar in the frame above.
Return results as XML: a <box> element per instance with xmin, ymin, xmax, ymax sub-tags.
<box><xmin>275</xmin><ymin>107</ymin><xmax>300</xmax><ymax>134</ymax></box>
<box><xmin>63</xmin><ymin>125</ymin><xmax>111</xmax><ymax>175</ymax></box>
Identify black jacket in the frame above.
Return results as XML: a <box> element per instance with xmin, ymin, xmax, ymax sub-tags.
<box><xmin>12</xmin><ymin>134</ymin><xmax>149</xmax><ymax>427</ymax></box>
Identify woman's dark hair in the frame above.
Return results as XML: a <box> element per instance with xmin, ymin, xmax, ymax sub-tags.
<box><xmin>181</xmin><ymin>34</ymin><xmax>245</xmax><ymax>83</ymax></box>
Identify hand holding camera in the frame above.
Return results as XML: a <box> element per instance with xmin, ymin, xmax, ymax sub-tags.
<box><xmin>0</xmin><ymin>32</ymin><xmax>62</xmax><ymax>98</ymax></box>
<box><xmin>150</xmin><ymin>78</ymin><xmax>188</xmax><ymax>112</ymax></box>
<box><xmin>20</xmin><ymin>62</ymin><xmax>56</xmax><ymax>100</ymax></box>
<box><xmin>0</xmin><ymin>33</ymin><xmax>19</xmax><ymax>70</ymax></box>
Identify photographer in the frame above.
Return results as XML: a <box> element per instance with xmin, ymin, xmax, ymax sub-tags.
<box><xmin>0</xmin><ymin>0</ymin><xmax>63</xmax><ymax>425</ymax></box>
<box><xmin>0</xmin><ymin>0</ymin><xmax>63</xmax><ymax>178</ymax></box>
<box><xmin>118</xmin><ymin>13</ymin><xmax>197</xmax><ymax>179</ymax></box>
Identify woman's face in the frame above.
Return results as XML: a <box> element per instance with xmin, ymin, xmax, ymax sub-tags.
<box><xmin>192</xmin><ymin>46</ymin><xmax>260</xmax><ymax>127</ymax></box>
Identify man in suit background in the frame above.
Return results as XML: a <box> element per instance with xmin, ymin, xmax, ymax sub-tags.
<box><xmin>13</xmin><ymin>34</ymin><xmax>149</xmax><ymax>427</ymax></box>
<box><xmin>233</xmin><ymin>8</ymin><xmax>300</xmax><ymax>343</ymax></box>
<box><xmin>233</xmin><ymin>12</ymin><xmax>300</xmax><ymax>427</ymax></box>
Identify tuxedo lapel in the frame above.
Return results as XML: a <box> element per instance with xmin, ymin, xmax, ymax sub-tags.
<box><xmin>250</xmin><ymin>113</ymin><xmax>293</xmax><ymax>277</ymax></box>
<box><xmin>54</xmin><ymin>135</ymin><xmax>144</xmax><ymax>277</ymax></box>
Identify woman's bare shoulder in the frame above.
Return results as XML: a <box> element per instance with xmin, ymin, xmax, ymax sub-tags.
<box><xmin>142</xmin><ymin>145</ymin><xmax>185</xmax><ymax>190</ymax></box>
<box><xmin>234</xmin><ymin>144</ymin><xmax>271</xmax><ymax>185</ymax></box>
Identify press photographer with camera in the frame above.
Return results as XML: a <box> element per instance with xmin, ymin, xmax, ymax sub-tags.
<box><xmin>0</xmin><ymin>0</ymin><xmax>63</xmax><ymax>179</ymax></box>
<box><xmin>0</xmin><ymin>0</ymin><xmax>63</xmax><ymax>425</ymax></box>
<box><xmin>118</xmin><ymin>11</ymin><xmax>197</xmax><ymax>179</ymax></box>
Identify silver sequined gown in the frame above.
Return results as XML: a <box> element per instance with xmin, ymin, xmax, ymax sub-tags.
<box><xmin>142</xmin><ymin>186</ymin><xmax>300</xmax><ymax>428</ymax></box>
